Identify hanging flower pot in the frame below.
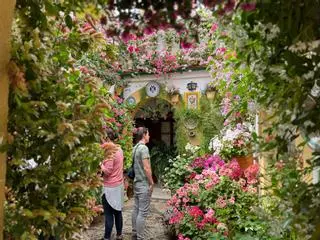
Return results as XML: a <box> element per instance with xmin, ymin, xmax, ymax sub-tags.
<box><xmin>170</xmin><ymin>93</ymin><xmax>180</xmax><ymax>104</ymax></box>
<box><xmin>206</xmin><ymin>90</ymin><xmax>216</xmax><ymax>100</ymax></box>
<box><xmin>167</xmin><ymin>86</ymin><xmax>180</xmax><ymax>105</ymax></box>
<box><xmin>233</xmin><ymin>155</ymin><xmax>254</xmax><ymax>170</ymax></box>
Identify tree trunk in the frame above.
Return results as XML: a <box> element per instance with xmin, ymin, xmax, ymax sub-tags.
<box><xmin>0</xmin><ymin>1</ymin><xmax>16</xmax><ymax>239</ymax></box>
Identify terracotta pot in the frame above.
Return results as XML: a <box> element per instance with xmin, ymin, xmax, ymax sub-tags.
<box><xmin>234</xmin><ymin>155</ymin><xmax>253</xmax><ymax>170</ymax></box>
<box><xmin>170</xmin><ymin>94</ymin><xmax>180</xmax><ymax>104</ymax></box>
<box><xmin>206</xmin><ymin>90</ymin><xmax>216</xmax><ymax>100</ymax></box>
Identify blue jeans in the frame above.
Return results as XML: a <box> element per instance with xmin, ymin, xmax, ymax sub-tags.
<box><xmin>131</xmin><ymin>185</ymin><xmax>151</xmax><ymax>240</ymax></box>
<box><xmin>102</xmin><ymin>194</ymin><xmax>123</xmax><ymax>239</ymax></box>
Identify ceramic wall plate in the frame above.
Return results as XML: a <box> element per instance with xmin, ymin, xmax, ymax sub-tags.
<box><xmin>145</xmin><ymin>81</ymin><xmax>160</xmax><ymax>98</ymax></box>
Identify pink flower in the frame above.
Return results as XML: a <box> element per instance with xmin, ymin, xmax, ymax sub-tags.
<box><xmin>244</xmin><ymin>164</ymin><xmax>259</xmax><ymax>185</ymax></box>
<box><xmin>108</xmin><ymin>118</ymin><xmax>116</xmax><ymax>123</ymax></box>
<box><xmin>204</xmin><ymin>208</ymin><xmax>216</xmax><ymax>223</ymax></box>
<box><xmin>223</xmin><ymin>119</ymin><xmax>230</xmax><ymax>126</ymax></box>
<box><xmin>121</xmin><ymin>32</ymin><xmax>136</xmax><ymax>43</ymax></box>
<box><xmin>143</xmin><ymin>26</ymin><xmax>155</xmax><ymax>35</ymax></box>
<box><xmin>79</xmin><ymin>66</ymin><xmax>90</xmax><ymax>74</ymax></box>
<box><xmin>205</xmin><ymin>180</ymin><xmax>215</xmax><ymax>190</ymax></box>
<box><xmin>248</xmin><ymin>186</ymin><xmax>257</xmax><ymax>194</ymax></box>
<box><xmin>169</xmin><ymin>209</ymin><xmax>184</xmax><ymax>224</ymax></box>
<box><xmin>181</xmin><ymin>41</ymin><xmax>193</xmax><ymax>49</ymax></box>
<box><xmin>182</xmin><ymin>197</ymin><xmax>190</xmax><ymax>203</ymax></box>
<box><xmin>275</xmin><ymin>160</ymin><xmax>285</xmax><ymax>170</ymax></box>
<box><xmin>127</xmin><ymin>45</ymin><xmax>135</xmax><ymax>53</ymax></box>
<box><xmin>178</xmin><ymin>233</ymin><xmax>190</xmax><ymax>240</ymax></box>
<box><xmin>188</xmin><ymin>206</ymin><xmax>203</xmax><ymax>219</ymax></box>
<box><xmin>216</xmin><ymin>47</ymin><xmax>227</xmax><ymax>55</ymax></box>
<box><xmin>194</xmin><ymin>174</ymin><xmax>204</xmax><ymax>180</ymax></box>
<box><xmin>240</xmin><ymin>2</ymin><xmax>256</xmax><ymax>12</ymax></box>
<box><xmin>115</xmin><ymin>96</ymin><xmax>123</xmax><ymax>104</ymax></box>
<box><xmin>190</xmin><ymin>183</ymin><xmax>200</xmax><ymax>196</ymax></box>
<box><xmin>196</xmin><ymin>219</ymin><xmax>206</xmax><ymax>229</ymax></box>
<box><xmin>228</xmin><ymin>196</ymin><xmax>235</xmax><ymax>204</ymax></box>
<box><xmin>210</xmin><ymin>23</ymin><xmax>218</xmax><ymax>33</ymax></box>
<box><xmin>176</xmin><ymin>186</ymin><xmax>188</xmax><ymax>198</ymax></box>
<box><xmin>228</xmin><ymin>159</ymin><xmax>242</xmax><ymax>179</ymax></box>
<box><xmin>216</xmin><ymin>196</ymin><xmax>227</xmax><ymax>208</ymax></box>
<box><xmin>218</xmin><ymin>160</ymin><xmax>242</xmax><ymax>180</ymax></box>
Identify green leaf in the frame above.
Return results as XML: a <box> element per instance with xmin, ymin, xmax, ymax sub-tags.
<box><xmin>44</xmin><ymin>1</ymin><xmax>59</xmax><ymax>16</ymax></box>
<box><xmin>65</xmin><ymin>14</ymin><xmax>73</xmax><ymax>29</ymax></box>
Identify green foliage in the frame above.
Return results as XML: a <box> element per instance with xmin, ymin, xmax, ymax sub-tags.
<box><xmin>163</xmin><ymin>150</ymin><xmax>199</xmax><ymax>192</ymax></box>
<box><xmin>255</xmin><ymin>158</ymin><xmax>319</xmax><ymax>239</ymax></box>
<box><xmin>174</xmin><ymin>107</ymin><xmax>201</xmax><ymax>154</ymax></box>
<box><xmin>150</xmin><ymin>142</ymin><xmax>175</xmax><ymax>184</ymax></box>
<box><xmin>205</xmin><ymin>2</ymin><xmax>320</xmax><ymax>238</ymax></box>
<box><xmin>199</xmin><ymin>98</ymin><xmax>224</xmax><ymax>153</ymax></box>
<box><xmin>5</xmin><ymin>7</ymin><xmax>132</xmax><ymax>239</ymax></box>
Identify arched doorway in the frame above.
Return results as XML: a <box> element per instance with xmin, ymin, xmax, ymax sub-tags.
<box><xmin>134</xmin><ymin>98</ymin><xmax>175</xmax><ymax>148</ymax></box>
<box><xmin>133</xmin><ymin>98</ymin><xmax>176</xmax><ymax>184</ymax></box>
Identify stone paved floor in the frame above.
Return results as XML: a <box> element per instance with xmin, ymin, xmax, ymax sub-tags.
<box><xmin>81</xmin><ymin>187</ymin><xmax>172</xmax><ymax>240</ymax></box>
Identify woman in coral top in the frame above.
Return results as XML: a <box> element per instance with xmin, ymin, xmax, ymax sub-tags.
<box><xmin>100</xmin><ymin>128</ymin><xmax>124</xmax><ymax>240</ymax></box>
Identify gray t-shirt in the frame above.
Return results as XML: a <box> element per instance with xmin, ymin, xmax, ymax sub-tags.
<box><xmin>133</xmin><ymin>143</ymin><xmax>150</xmax><ymax>187</ymax></box>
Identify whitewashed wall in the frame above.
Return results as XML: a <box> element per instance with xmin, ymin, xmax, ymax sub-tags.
<box><xmin>123</xmin><ymin>70</ymin><xmax>212</xmax><ymax>100</ymax></box>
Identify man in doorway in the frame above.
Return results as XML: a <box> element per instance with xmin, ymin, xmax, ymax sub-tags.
<box><xmin>131</xmin><ymin>127</ymin><xmax>154</xmax><ymax>240</ymax></box>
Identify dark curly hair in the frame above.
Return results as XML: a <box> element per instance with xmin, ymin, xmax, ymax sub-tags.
<box><xmin>134</xmin><ymin>127</ymin><xmax>148</xmax><ymax>142</ymax></box>
<box><xmin>105</xmin><ymin>128</ymin><xmax>119</xmax><ymax>141</ymax></box>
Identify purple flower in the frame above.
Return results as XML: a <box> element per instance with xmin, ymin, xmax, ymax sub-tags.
<box><xmin>236</xmin><ymin>123</ymin><xmax>243</xmax><ymax>130</ymax></box>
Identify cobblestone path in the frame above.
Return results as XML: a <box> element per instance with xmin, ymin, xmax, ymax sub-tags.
<box><xmin>82</xmin><ymin>188</ymin><xmax>172</xmax><ymax>240</ymax></box>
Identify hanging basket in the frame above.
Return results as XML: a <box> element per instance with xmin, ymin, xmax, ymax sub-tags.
<box><xmin>234</xmin><ymin>155</ymin><xmax>254</xmax><ymax>170</ymax></box>
<box><xmin>170</xmin><ymin>94</ymin><xmax>180</xmax><ymax>104</ymax></box>
<box><xmin>206</xmin><ymin>90</ymin><xmax>216</xmax><ymax>100</ymax></box>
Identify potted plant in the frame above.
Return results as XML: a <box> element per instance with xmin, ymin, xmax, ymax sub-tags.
<box><xmin>205</xmin><ymin>82</ymin><xmax>217</xmax><ymax>100</ymax></box>
<box><xmin>209</xmin><ymin>122</ymin><xmax>253</xmax><ymax>169</ymax></box>
<box><xmin>167</xmin><ymin>85</ymin><xmax>180</xmax><ymax>104</ymax></box>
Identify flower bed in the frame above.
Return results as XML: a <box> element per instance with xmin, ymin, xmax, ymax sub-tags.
<box><xmin>165</xmin><ymin>153</ymin><xmax>263</xmax><ymax>239</ymax></box>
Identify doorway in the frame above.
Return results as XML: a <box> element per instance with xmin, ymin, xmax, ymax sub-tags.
<box><xmin>134</xmin><ymin>98</ymin><xmax>175</xmax><ymax>150</ymax></box>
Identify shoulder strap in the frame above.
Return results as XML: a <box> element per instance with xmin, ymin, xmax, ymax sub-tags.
<box><xmin>131</xmin><ymin>143</ymin><xmax>142</xmax><ymax>167</ymax></box>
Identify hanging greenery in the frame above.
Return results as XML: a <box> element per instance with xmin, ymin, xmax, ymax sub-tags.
<box><xmin>174</xmin><ymin>107</ymin><xmax>201</xmax><ymax>154</ymax></box>
<box><xmin>199</xmin><ymin>98</ymin><xmax>224</xmax><ymax>153</ymax></box>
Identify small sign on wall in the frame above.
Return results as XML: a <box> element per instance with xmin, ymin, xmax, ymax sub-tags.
<box><xmin>185</xmin><ymin>92</ymin><xmax>200</xmax><ymax>109</ymax></box>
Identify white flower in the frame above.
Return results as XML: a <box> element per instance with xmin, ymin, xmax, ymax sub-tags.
<box><xmin>209</xmin><ymin>136</ymin><xmax>223</xmax><ymax>154</ymax></box>
<box><xmin>185</xmin><ymin>143</ymin><xmax>200</xmax><ymax>154</ymax></box>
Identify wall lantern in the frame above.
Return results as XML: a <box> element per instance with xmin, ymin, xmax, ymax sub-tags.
<box><xmin>187</xmin><ymin>81</ymin><xmax>198</xmax><ymax>91</ymax></box>
<box><xmin>302</xmin><ymin>79</ymin><xmax>320</xmax><ymax>110</ymax></box>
